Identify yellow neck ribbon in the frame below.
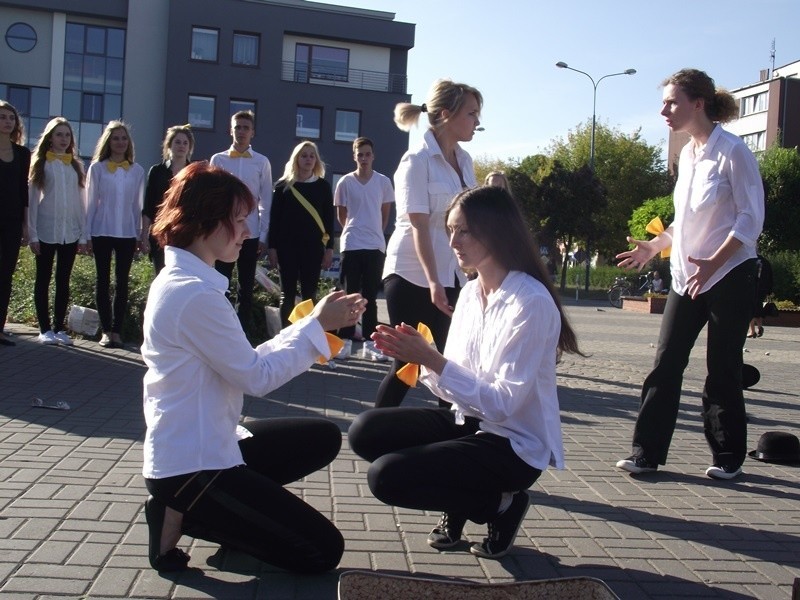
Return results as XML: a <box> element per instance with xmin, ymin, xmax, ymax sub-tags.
<box><xmin>107</xmin><ymin>160</ymin><xmax>130</xmax><ymax>173</ymax></box>
<box><xmin>288</xmin><ymin>299</ymin><xmax>344</xmax><ymax>364</ymax></box>
<box><xmin>645</xmin><ymin>217</ymin><xmax>671</xmax><ymax>258</ymax></box>
<box><xmin>396</xmin><ymin>322</ymin><xmax>433</xmax><ymax>387</ymax></box>
<box><xmin>46</xmin><ymin>151</ymin><xmax>73</xmax><ymax>165</ymax></box>
<box><xmin>230</xmin><ymin>150</ymin><xmax>252</xmax><ymax>158</ymax></box>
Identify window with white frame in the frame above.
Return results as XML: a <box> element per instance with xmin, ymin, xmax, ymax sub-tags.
<box><xmin>233</xmin><ymin>32</ymin><xmax>259</xmax><ymax>66</ymax></box>
<box><xmin>191</xmin><ymin>27</ymin><xmax>218</xmax><ymax>62</ymax></box>
<box><xmin>296</xmin><ymin>105</ymin><xmax>321</xmax><ymax>138</ymax></box>
<box><xmin>741</xmin><ymin>131</ymin><xmax>766</xmax><ymax>152</ymax></box>
<box><xmin>335</xmin><ymin>109</ymin><xmax>360</xmax><ymax>142</ymax></box>
<box><xmin>188</xmin><ymin>95</ymin><xmax>215</xmax><ymax>129</ymax></box>
<box><xmin>740</xmin><ymin>91</ymin><xmax>768</xmax><ymax>117</ymax></box>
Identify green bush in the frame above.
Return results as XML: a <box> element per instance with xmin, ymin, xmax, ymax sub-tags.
<box><xmin>767</xmin><ymin>250</ymin><xmax>800</xmax><ymax>305</ymax></box>
<box><xmin>9</xmin><ymin>252</ymin><xmax>338</xmax><ymax>344</ymax></box>
<box><xmin>563</xmin><ymin>258</ymin><xmax>670</xmax><ymax>291</ymax></box>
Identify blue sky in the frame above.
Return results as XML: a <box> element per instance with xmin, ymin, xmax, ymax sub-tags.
<box><xmin>316</xmin><ymin>0</ymin><xmax>800</xmax><ymax>164</ymax></box>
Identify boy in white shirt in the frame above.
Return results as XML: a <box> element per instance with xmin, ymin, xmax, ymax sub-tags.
<box><xmin>334</xmin><ymin>137</ymin><xmax>394</xmax><ymax>358</ymax></box>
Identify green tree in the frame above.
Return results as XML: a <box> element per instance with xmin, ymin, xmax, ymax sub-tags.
<box><xmin>472</xmin><ymin>155</ymin><xmax>517</xmax><ymax>186</ymax></box>
<box><xmin>537</xmin><ymin>162</ymin><xmax>607</xmax><ymax>290</ymax></box>
<box><xmin>759</xmin><ymin>144</ymin><xmax>800</xmax><ymax>252</ymax></box>
<box><xmin>547</xmin><ymin>120</ymin><xmax>671</xmax><ymax>257</ymax></box>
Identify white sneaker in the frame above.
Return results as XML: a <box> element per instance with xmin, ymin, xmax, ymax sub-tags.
<box><xmin>54</xmin><ymin>331</ymin><xmax>74</xmax><ymax>346</ymax></box>
<box><xmin>363</xmin><ymin>341</ymin><xmax>389</xmax><ymax>362</ymax></box>
<box><xmin>37</xmin><ymin>331</ymin><xmax>58</xmax><ymax>345</ymax></box>
<box><xmin>336</xmin><ymin>339</ymin><xmax>352</xmax><ymax>360</ymax></box>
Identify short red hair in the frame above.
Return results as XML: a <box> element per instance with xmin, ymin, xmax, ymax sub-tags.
<box><xmin>152</xmin><ymin>162</ymin><xmax>255</xmax><ymax>248</ymax></box>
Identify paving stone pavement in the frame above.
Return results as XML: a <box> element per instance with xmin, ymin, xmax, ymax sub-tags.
<box><xmin>0</xmin><ymin>299</ymin><xmax>798</xmax><ymax>599</ymax></box>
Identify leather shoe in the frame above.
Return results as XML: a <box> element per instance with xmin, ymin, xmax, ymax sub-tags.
<box><xmin>144</xmin><ymin>496</ymin><xmax>190</xmax><ymax>572</ymax></box>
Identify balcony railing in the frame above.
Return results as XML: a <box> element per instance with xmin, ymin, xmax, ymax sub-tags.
<box><xmin>281</xmin><ymin>61</ymin><xmax>407</xmax><ymax>94</ymax></box>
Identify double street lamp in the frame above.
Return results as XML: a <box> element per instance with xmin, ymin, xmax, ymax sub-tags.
<box><xmin>555</xmin><ymin>61</ymin><xmax>636</xmax><ymax>290</ymax></box>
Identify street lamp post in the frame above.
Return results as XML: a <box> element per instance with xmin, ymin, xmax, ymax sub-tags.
<box><xmin>555</xmin><ymin>61</ymin><xmax>636</xmax><ymax>291</ymax></box>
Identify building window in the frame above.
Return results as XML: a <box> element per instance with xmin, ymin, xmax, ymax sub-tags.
<box><xmin>0</xmin><ymin>84</ymin><xmax>50</xmax><ymax>148</ymax></box>
<box><xmin>740</xmin><ymin>92</ymin><xmax>768</xmax><ymax>117</ymax></box>
<box><xmin>188</xmin><ymin>95</ymin><xmax>215</xmax><ymax>129</ymax></box>
<box><xmin>62</xmin><ymin>22</ymin><xmax>125</xmax><ymax>157</ymax></box>
<box><xmin>191</xmin><ymin>27</ymin><xmax>218</xmax><ymax>62</ymax></box>
<box><xmin>230</xmin><ymin>99</ymin><xmax>256</xmax><ymax>116</ymax></box>
<box><xmin>233</xmin><ymin>32</ymin><xmax>259</xmax><ymax>66</ymax></box>
<box><xmin>295</xmin><ymin>44</ymin><xmax>349</xmax><ymax>82</ymax></box>
<box><xmin>741</xmin><ymin>131</ymin><xmax>766</xmax><ymax>153</ymax></box>
<box><xmin>335</xmin><ymin>110</ymin><xmax>360</xmax><ymax>142</ymax></box>
<box><xmin>296</xmin><ymin>106</ymin><xmax>321</xmax><ymax>139</ymax></box>
<box><xmin>6</xmin><ymin>22</ymin><xmax>37</xmax><ymax>53</ymax></box>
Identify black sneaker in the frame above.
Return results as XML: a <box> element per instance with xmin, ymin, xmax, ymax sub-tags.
<box><xmin>470</xmin><ymin>491</ymin><xmax>530</xmax><ymax>559</ymax></box>
<box><xmin>705</xmin><ymin>464</ymin><xmax>742</xmax><ymax>480</ymax></box>
<box><xmin>427</xmin><ymin>512</ymin><xmax>467</xmax><ymax>549</ymax></box>
<box><xmin>616</xmin><ymin>456</ymin><xmax>658</xmax><ymax>474</ymax></box>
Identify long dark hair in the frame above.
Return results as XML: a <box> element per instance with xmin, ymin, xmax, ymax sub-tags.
<box><xmin>29</xmin><ymin>117</ymin><xmax>85</xmax><ymax>190</ymax></box>
<box><xmin>446</xmin><ymin>186</ymin><xmax>582</xmax><ymax>356</ymax></box>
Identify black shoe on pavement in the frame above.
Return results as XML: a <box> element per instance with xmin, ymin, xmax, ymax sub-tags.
<box><xmin>616</xmin><ymin>456</ymin><xmax>658</xmax><ymax>474</ymax></box>
<box><xmin>427</xmin><ymin>512</ymin><xmax>467</xmax><ymax>549</ymax></box>
<box><xmin>470</xmin><ymin>491</ymin><xmax>530</xmax><ymax>559</ymax></box>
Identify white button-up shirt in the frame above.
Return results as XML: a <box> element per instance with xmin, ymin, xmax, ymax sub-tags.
<box><xmin>141</xmin><ymin>246</ymin><xmax>329</xmax><ymax>479</ymax></box>
<box><xmin>383</xmin><ymin>129</ymin><xmax>475</xmax><ymax>288</ymax></box>
<box><xmin>670</xmin><ymin>125</ymin><xmax>764</xmax><ymax>295</ymax></box>
<box><xmin>334</xmin><ymin>171</ymin><xmax>395</xmax><ymax>252</ymax></box>
<box><xmin>419</xmin><ymin>271</ymin><xmax>565</xmax><ymax>471</ymax></box>
<box><xmin>85</xmin><ymin>160</ymin><xmax>145</xmax><ymax>239</ymax></box>
<box><xmin>210</xmin><ymin>146</ymin><xmax>273</xmax><ymax>242</ymax></box>
<box><xmin>28</xmin><ymin>160</ymin><xmax>86</xmax><ymax>244</ymax></box>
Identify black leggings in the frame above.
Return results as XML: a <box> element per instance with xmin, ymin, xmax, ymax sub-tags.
<box><xmin>0</xmin><ymin>224</ymin><xmax>22</xmax><ymax>330</ymax></box>
<box><xmin>34</xmin><ymin>241</ymin><xmax>78</xmax><ymax>333</ymax></box>
<box><xmin>348</xmin><ymin>408</ymin><xmax>540</xmax><ymax>524</ymax></box>
<box><xmin>276</xmin><ymin>244</ymin><xmax>324</xmax><ymax>326</ymax></box>
<box><xmin>375</xmin><ymin>274</ymin><xmax>459</xmax><ymax>408</ymax></box>
<box><xmin>215</xmin><ymin>236</ymin><xmax>259</xmax><ymax>331</ymax></box>
<box><xmin>92</xmin><ymin>236</ymin><xmax>136</xmax><ymax>334</ymax></box>
<box><xmin>145</xmin><ymin>418</ymin><xmax>344</xmax><ymax>573</ymax></box>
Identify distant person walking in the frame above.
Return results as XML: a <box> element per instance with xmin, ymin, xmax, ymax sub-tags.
<box><xmin>615</xmin><ymin>68</ymin><xmax>764</xmax><ymax>481</ymax></box>
<box><xmin>334</xmin><ymin>136</ymin><xmax>394</xmax><ymax>358</ymax></box>
<box><xmin>748</xmin><ymin>254</ymin><xmax>773</xmax><ymax>338</ymax></box>
<box><xmin>0</xmin><ymin>100</ymin><xmax>30</xmax><ymax>347</ymax></box>
<box><xmin>484</xmin><ymin>170</ymin><xmax>512</xmax><ymax>195</ymax></box>
<box><xmin>375</xmin><ymin>79</ymin><xmax>482</xmax><ymax>408</ymax></box>
<box><xmin>27</xmin><ymin>117</ymin><xmax>86</xmax><ymax>345</ymax></box>
<box><xmin>142</xmin><ymin>125</ymin><xmax>194</xmax><ymax>274</ymax></box>
<box><xmin>85</xmin><ymin>120</ymin><xmax>145</xmax><ymax>349</ymax></box>
<box><xmin>210</xmin><ymin>110</ymin><xmax>273</xmax><ymax>335</ymax></box>
<box><xmin>268</xmin><ymin>141</ymin><xmax>335</xmax><ymax>326</ymax></box>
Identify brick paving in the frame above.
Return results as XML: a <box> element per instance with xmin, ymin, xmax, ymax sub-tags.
<box><xmin>1</xmin><ymin>299</ymin><xmax>798</xmax><ymax>599</ymax></box>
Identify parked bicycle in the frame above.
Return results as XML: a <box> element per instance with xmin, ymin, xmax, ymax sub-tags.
<box><xmin>608</xmin><ymin>273</ymin><xmax>654</xmax><ymax>308</ymax></box>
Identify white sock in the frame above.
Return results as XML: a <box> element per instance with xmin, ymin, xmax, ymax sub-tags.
<box><xmin>497</xmin><ymin>491</ymin><xmax>514</xmax><ymax>514</ymax></box>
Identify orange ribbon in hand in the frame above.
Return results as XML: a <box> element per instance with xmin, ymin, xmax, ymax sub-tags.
<box><xmin>645</xmin><ymin>217</ymin><xmax>671</xmax><ymax>259</ymax></box>
<box><xmin>396</xmin><ymin>322</ymin><xmax>433</xmax><ymax>387</ymax></box>
<box><xmin>288</xmin><ymin>299</ymin><xmax>344</xmax><ymax>364</ymax></box>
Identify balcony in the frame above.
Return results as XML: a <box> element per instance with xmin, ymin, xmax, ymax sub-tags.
<box><xmin>281</xmin><ymin>61</ymin><xmax>407</xmax><ymax>94</ymax></box>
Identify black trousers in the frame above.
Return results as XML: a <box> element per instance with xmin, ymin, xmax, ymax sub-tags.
<box><xmin>276</xmin><ymin>243</ymin><xmax>324</xmax><ymax>326</ymax></box>
<box><xmin>0</xmin><ymin>224</ymin><xmax>22</xmax><ymax>330</ymax></box>
<box><xmin>92</xmin><ymin>236</ymin><xmax>136</xmax><ymax>334</ymax></box>
<box><xmin>375</xmin><ymin>274</ymin><xmax>459</xmax><ymax>408</ymax></box>
<box><xmin>34</xmin><ymin>241</ymin><xmax>78</xmax><ymax>333</ymax></box>
<box><xmin>145</xmin><ymin>418</ymin><xmax>344</xmax><ymax>573</ymax></box>
<box><xmin>632</xmin><ymin>259</ymin><xmax>757</xmax><ymax>468</ymax></box>
<box><xmin>215</xmin><ymin>237</ymin><xmax>259</xmax><ymax>332</ymax></box>
<box><xmin>338</xmin><ymin>249</ymin><xmax>385</xmax><ymax>339</ymax></box>
<box><xmin>348</xmin><ymin>408</ymin><xmax>540</xmax><ymax>524</ymax></box>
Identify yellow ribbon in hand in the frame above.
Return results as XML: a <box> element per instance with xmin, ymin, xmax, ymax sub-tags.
<box><xmin>288</xmin><ymin>299</ymin><xmax>344</xmax><ymax>364</ymax></box>
<box><xmin>107</xmin><ymin>160</ymin><xmax>130</xmax><ymax>173</ymax></box>
<box><xmin>396</xmin><ymin>322</ymin><xmax>433</xmax><ymax>387</ymax></box>
<box><xmin>46</xmin><ymin>151</ymin><xmax>73</xmax><ymax>165</ymax></box>
<box><xmin>645</xmin><ymin>217</ymin><xmax>671</xmax><ymax>259</ymax></box>
<box><xmin>230</xmin><ymin>150</ymin><xmax>252</xmax><ymax>158</ymax></box>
